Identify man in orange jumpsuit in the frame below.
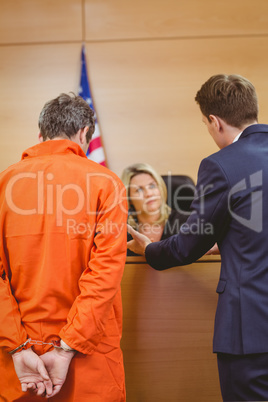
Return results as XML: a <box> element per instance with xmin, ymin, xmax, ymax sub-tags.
<box><xmin>0</xmin><ymin>93</ymin><xmax>128</xmax><ymax>401</ymax></box>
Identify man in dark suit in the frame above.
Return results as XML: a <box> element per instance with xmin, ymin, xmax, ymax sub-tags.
<box><xmin>128</xmin><ymin>74</ymin><xmax>268</xmax><ymax>401</ymax></box>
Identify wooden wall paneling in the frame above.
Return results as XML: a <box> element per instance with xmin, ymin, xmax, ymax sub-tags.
<box><xmin>121</xmin><ymin>259</ymin><xmax>222</xmax><ymax>401</ymax></box>
<box><xmin>1</xmin><ymin>36</ymin><xmax>268</xmax><ymax>177</ymax></box>
<box><xmin>84</xmin><ymin>36</ymin><xmax>268</xmax><ymax>178</ymax></box>
<box><xmin>1</xmin><ymin>1</ymin><xmax>268</xmax><ymax>181</ymax></box>
<box><xmin>0</xmin><ymin>44</ymin><xmax>81</xmax><ymax>171</ymax></box>
<box><xmin>85</xmin><ymin>0</ymin><xmax>268</xmax><ymax>41</ymax></box>
<box><xmin>0</xmin><ymin>0</ymin><xmax>82</xmax><ymax>44</ymax></box>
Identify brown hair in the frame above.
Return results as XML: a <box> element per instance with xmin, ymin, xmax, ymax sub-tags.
<box><xmin>38</xmin><ymin>93</ymin><xmax>95</xmax><ymax>142</ymax></box>
<box><xmin>195</xmin><ymin>74</ymin><xmax>258</xmax><ymax>128</ymax></box>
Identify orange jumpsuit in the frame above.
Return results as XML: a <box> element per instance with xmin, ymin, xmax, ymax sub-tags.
<box><xmin>0</xmin><ymin>140</ymin><xmax>127</xmax><ymax>401</ymax></box>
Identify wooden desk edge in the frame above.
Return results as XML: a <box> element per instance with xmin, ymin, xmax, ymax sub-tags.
<box><xmin>126</xmin><ymin>254</ymin><xmax>221</xmax><ymax>264</ymax></box>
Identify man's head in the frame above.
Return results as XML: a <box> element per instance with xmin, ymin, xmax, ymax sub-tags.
<box><xmin>195</xmin><ymin>74</ymin><xmax>258</xmax><ymax>129</ymax></box>
<box><xmin>38</xmin><ymin>93</ymin><xmax>95</xmax><ymax>153</ymax></box>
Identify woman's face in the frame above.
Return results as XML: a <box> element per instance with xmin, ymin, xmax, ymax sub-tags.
<box><xmin>129</xmin><ymin>173</ymin><xmax>162</xmax><ymax>217</ymax></box>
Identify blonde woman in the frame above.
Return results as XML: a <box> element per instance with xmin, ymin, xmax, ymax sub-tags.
<box><xmin>121</xmin><ymin>163</ymin><xmax>188</xmax><ymax>255</ymax></box>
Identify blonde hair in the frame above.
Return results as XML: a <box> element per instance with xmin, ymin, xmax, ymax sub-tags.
<box><xmin>121</xmin><ymin>163</ymin><xmax>171</xmax><ymax>229</ymax></box>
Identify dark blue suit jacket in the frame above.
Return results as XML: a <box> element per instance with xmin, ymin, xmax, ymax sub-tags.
<box><xmin>146</xmin><ymin>124</ymin><xmax>268</xmax><ymax>355</ymax></box>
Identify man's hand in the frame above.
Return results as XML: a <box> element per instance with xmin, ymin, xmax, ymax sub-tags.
<box><xmin>205</xmin><ymin>243</ymin><xmax>220</xmax><ymax>255</ymax></box>
<box><xmin>127</xmin><ymin>224</ymin><xmax>152</xmax><ymax>255</ymax></box>
<box><xmin>40</xmin><ymin>347</ymin><xmax>75</xmax><ymax>398</ymax></box>
<box><xmin>12</xmin><ymin>348</ymin><xmax>53</xmax><ymax>397</ymax></box>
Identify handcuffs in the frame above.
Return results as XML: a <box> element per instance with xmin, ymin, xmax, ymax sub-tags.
<box><xmin>9</xmin><ymin>338</ymin><xmax>74</xmax><ymax>354</ymax></box>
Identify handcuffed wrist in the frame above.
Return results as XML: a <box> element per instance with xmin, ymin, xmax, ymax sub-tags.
<box><xmin>60</xmin><ymin>340</ymin><xmax>75</xmax><ymax>352</ymax></box>
<box><xmin>9</xmin><ymin>338</ymin><xmax>75</xmax><ymax>354</ymax></box>
<box><xmin>9</xmin><ymin>339</ymin><xmax>31</xmax><ymax>355</ymax></box>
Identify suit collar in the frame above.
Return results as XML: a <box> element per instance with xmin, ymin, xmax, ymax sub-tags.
<box><xmin>239</xmin><ymin>124</ymin><xmax>268</xmax><ymax>140</ymax></box>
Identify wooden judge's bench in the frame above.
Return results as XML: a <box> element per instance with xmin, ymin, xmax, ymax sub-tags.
<box><xmin>121</xmin><ymin>255</ymin><xmax>222</xmax><ymax>402</ymax></box>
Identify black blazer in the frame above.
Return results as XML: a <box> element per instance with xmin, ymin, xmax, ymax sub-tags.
<box><xmin>145</xmin><ymin>124</ymin><xmax>268</xmax><ymax>355</ymax></box>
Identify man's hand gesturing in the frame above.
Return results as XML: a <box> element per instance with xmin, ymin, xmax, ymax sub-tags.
<box><xmin>127</xmin><ymin>224</ymin><xmax>152</xmax><ymax>255</ymax></box>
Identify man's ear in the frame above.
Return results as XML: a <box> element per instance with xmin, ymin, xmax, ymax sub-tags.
<box><xmin>208</xmin><ymin>115</ymin><xmax>222</xmax><ymax>131</ymax></box>
<box><xmin>79</xmin><ymin>126</ymin><xmax>89</xmax><ymax>145</ymax></box>
<box><xmin>38</xmin><ymin>133</ymin><xmax>44</xmax><ymax>143</ymax></box>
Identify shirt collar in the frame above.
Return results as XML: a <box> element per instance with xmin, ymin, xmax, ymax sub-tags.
<box><xmin>21</xmin><ymin>139</ymin><xmax>87</xmax><ymax>160</ymax></box>
<box><xmin>233</xmin><ymin>132</ymin><xmax>242</xmax><ymax>143</ymax></box>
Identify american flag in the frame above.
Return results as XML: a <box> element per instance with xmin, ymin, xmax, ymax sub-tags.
<box><xmin>78</xmin><ymin>45</ymin><xmax>107</xmax><ymax>166</ymax></box>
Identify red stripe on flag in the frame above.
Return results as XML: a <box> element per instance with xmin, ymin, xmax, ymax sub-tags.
<box><xmin>89</xmin><ymin>137</ymin><xmax>102</xmax><ymax>153</ymax></box>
